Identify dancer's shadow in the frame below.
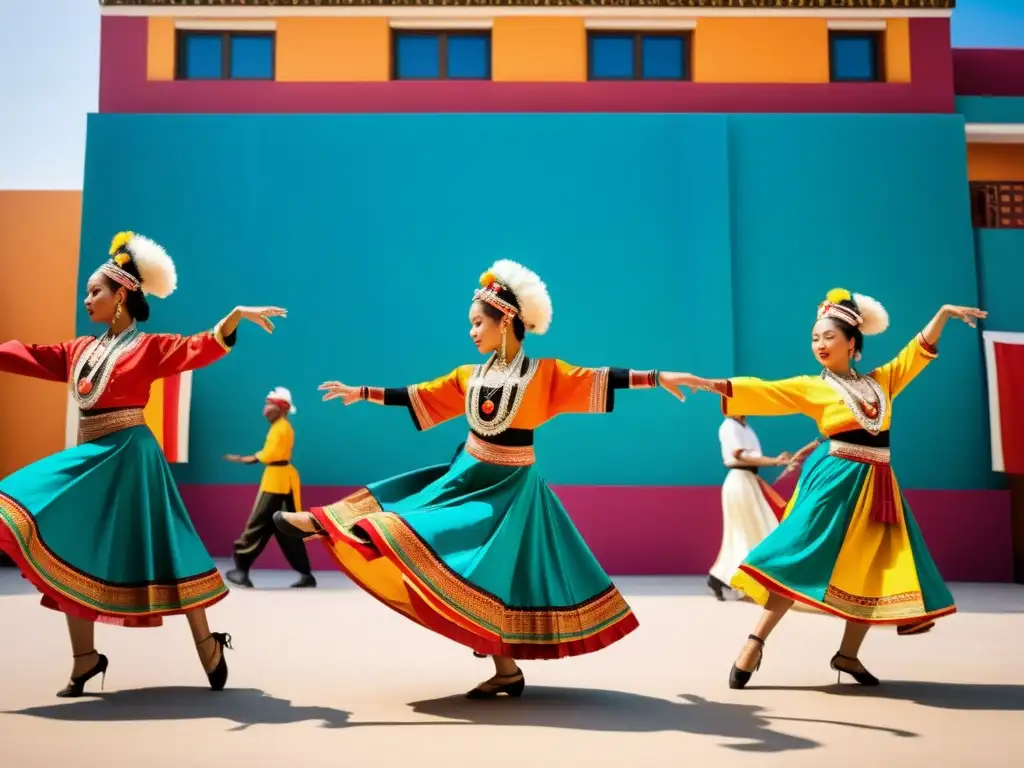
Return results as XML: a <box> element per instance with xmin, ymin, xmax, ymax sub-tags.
<box><xmin>6</xmin><ymin>687</ymin><xmax>353</xmax><ymax>732</ymax></box>
<box><xmin>755</xmin><ymin>681</ymin><xmax>1024</xmax><ymax>711</ymax></box>
<box><xmin>407</xmin><ymin>688</ymin><xmax>917</xmax><ymax>753</ymax></box>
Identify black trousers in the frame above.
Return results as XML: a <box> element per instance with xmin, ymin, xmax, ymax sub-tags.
<box><xmin>232</xmin><ymin>491</ymin><xmax>312</xmax><ymax>575</ymax></box>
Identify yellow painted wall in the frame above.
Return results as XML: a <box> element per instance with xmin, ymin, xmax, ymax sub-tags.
<box><xmin>276</xmin><ymin>19</ymin><xmax>390</xmax><ymax>82</ymax></box>
<box><xmin>492</xmin><ymin>18</ymin><xmax>587</xmax><ymax>82</ymax></box>
<box><xmin>693</xmin><ymin>18</ymin><xmax>830</xmax><ymax>83</ymax></box>
<box><xmin>145</xmin><ymin>15</ymin><xmax>918</xmax><ymax>85</ymax></box>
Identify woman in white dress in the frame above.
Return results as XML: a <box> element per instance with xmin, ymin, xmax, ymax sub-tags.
<box><xmin>707</xmin><ymin>416</ymin><xmax>817</xmax><ymax>600</ymax></box>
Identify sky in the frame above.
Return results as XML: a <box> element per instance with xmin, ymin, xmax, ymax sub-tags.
<box><xmin>0</xmin><ymin>0</ymin><xmax>1021</xmax><ymax>190</ymax></box>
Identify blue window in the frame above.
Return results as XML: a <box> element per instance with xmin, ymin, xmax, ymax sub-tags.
<box><xmin>829</xmin><ymin>32</ymin><xmax>882</xmax><ymax>82</ymax></box>
<box><xmin>393</xmin><ymin>32</ymin><xmax>491</xmax><ymax>80</ymax></box>
<box><xmin>177</xmin><ymin>32</ymin><xmax>275</xmax><ymax>80</ymax></box>
<box><xmin>588</xmin><ymin>32</ymin><xmax>690</xmax><ymax>81</ymax></box>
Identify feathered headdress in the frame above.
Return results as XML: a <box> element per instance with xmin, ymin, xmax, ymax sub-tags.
<box><xmin>99</xmin><ymin>231</ymin><xmax>178</xmax><ymax>299</ymax></box>
<box><xmin>474</xmin><ymin>260</ymin><xmax>553</xmax><ymax>336</ymax></box>
<box><xmin>817</xmin><ymin>288</ymin><xmax>889</xmax><ymax>336</ymax></box>
<box><xmin>266</xmin><ymin>386</ymin><xmax>297</xmax><ymax>415</ymax></box>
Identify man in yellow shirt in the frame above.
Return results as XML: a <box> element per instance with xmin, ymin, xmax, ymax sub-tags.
<box><xmin>224</xmin><ymin>387</ymin><xmax>315</xmax><ymax>588</ymax></box>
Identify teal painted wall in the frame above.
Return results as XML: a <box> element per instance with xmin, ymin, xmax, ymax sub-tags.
<box><xmin>977</xmin><ymin>229</ymin><xmax>1024</xmax><ymax>331</ymax></box>
<box><xmin>956</xmin><ymin>96</ymin><xmax>1024</xmax><ymax>124</ymax></box>
<box><xmin>80</xmin><ymin>113</ymin><xmax>991</xmax><ymax>490</ymax></box>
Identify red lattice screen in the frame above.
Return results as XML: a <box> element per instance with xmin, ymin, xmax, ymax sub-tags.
<box><xmin>971</xmin><ymin>181</ymin><xmax>1024</xmax><ymax>229</ymax></box>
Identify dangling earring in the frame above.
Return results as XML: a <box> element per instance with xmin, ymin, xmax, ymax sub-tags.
<box><xmin>113</xmin><ymin>301</ymin><xmax>123</xmax><ymax>324</ymax></box>
<box><xmin>500</xmin><ymin>323</ymin><xmax>508</xmax><ymax>367</ymax></box>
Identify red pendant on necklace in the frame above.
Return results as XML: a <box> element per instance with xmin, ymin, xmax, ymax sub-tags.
<box><xmin>77</xmin><ymin>379</ymin><xmax>93</xmax><ymax>396</ymax></box>
<box><xmin>481</xmin><ymin>399</ymin><xmax>495</xmax><ymax>416</ymax></box>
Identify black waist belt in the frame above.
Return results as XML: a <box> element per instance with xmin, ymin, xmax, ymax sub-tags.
<box><xmin>829</xmin><ymin>429</ymin><xmax>890</xmax><ymax>448</ymax></box>
<box><xmin>729</xmin><ymin>466</ymin><xmax>759</xmax><ymax>475</ymax></box>
<box><xmin>267</xmin><ymin>460</ymin><xmax>290</xmax><ymax>466</ymax></box>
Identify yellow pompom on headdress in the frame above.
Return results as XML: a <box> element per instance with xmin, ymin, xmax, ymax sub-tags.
<box><xmin>473</xmin><ymin>260</ymin><xmax>553</xmax><ymax>335</ymax></box>
<box><xmin>817</xmin><ymin>287</ymin><xmax>889</xmax><ymax>336</ymax></box>
<box><xmin>97</xmin><ymin>230</ymin><xmax>178</xmax><ymax>299</ymax></box>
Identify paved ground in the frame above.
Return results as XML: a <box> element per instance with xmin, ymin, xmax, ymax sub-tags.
<box><xmin>1</xmin><ymin>563</ymin><xmax>1022</xmax><ymax>768</ymax></box>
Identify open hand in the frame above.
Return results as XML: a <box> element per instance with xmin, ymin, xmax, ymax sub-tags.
<box><xmin>236</xmin><ymin>306</ymin><xmax>288</xmax><ymax>333</ymax></box>
<box><xmin>774</xmin><ymin>451</ymin><xmax>793</xmax><ymax>466</ymax></box>
<box><xmin>319</xmin><ymin>381</ymin><xmax>362</xmax><ymax>406</ymax></box>
<box><xmin>224</xmin><ymin>454</ymin><xmax>243</xmax><ymax>463</ymax></box>
<box><xmin>943</xmin><ymin>305</ymin><xmax>987</xmax><ymax>328</ymax></box>
<box><xmin>658</xmin><ymin>372</ymin><xmax>706</xmax><ymax>402</ymax></box>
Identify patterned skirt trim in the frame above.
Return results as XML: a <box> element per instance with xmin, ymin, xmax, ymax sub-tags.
<box><xmin>0</xmin><ymin>493</ymin><xmax>227</xmax><ymax>628</ymax></box>
<box><xmin>738</xmin><ymin>563</ymin><xmax>955</xmax><ymax>631</ymax></box>
<box><xmin>310</xmin><ymin>488</ymin><xmax>638</xmax><ymax>660</ymax></box>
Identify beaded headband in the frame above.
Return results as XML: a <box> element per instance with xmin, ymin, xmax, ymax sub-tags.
<box><xmin>98</xmin><ymin>261</ymin><xmax>141</xmax><ymax>292</ymax></box>
<box><xmin>817</xmin><ymin>301</ymin><xmax>862</xmax><ymax>328</ymax></box>
<box><xmin>474</xmin><ymin>280</ymin><xmax>519</xmax><ymax>318</ymax></box>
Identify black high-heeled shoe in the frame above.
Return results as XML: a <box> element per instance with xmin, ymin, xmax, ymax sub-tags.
<box><xmin>728</xmin><ymin>634</ymin><xmax>764</xmax><ymax>690</ymax></box>
<box><xmin>466</xmin><ymin>670</ymin><xmax>526</xmax><ymax>699</ymax></box>
<box><xmin>273</xmin><ymin>510</ymin><xmax>324</xmax><ymax>540</ymax></box>
<box><xmin>198</xmin><ymin>632</ymin><xmax>233</xmax><ymax>691</ymax></box>
<box><xmin>57</xmin><ymin>650</ymin><xmax>108</xmax><ymax>698</ymax></box>
<box><xmin>830</xmin><ymin>651</ymin><xmax>880</xmax><ymax>686</ymax></box>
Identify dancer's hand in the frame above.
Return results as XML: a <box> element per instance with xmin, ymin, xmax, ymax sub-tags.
<box><xmin>319</xmin><ymin>381</ymin><xmax>362</xmax><ymax>405</ymax></box>
<box><xmin>224</xmin><ymin>453</ymin><xmax>243</xmax><ymax>463</ymax></box>
<box><xmin>658</xmin><ymin>372</ymin><xmax>705</xmax><ymax>402</ymax></box>
<box><xmin>773</xmin><ymin>452</ymin><xmax>793</xmax><ymax>466</ymax></box>
<box><xmin>235</xmin><ymin>306</ymin><xmax>288</xmax><ymax>333</ymax></box>
<box><xmin>942</xmin><ymin>305</ymin><xmax>986</xmax><ymax>328</ymax></box>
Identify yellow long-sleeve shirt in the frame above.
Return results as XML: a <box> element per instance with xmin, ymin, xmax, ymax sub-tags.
<box><xmin>255</xmin><ymin>418</ymin><xmax>301</xmax><ymax>509</ymax></box>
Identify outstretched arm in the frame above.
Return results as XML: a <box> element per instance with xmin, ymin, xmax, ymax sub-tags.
<box><xmin>320</xmin><ymin>366</ymin><xmax>472</xmax><ymax>431</ymax></box>
<box><xmin>152</xmin><ymin>306</ymin><xmax>287</xmax><ymax>379</ymax></box>
<box><xmin>873</xmin><ymin>304</ymin><xmax>986</xmax><ymax>398</ymax></box>
<box><xmin>0</xmin><ymin>340</ymin><xmax>71</xmax><ymax>382</ymax></box>
<box><xmin>546</xmin><ymin>363</ymin><xmax>662</xmax><ymax>416</ymax></box>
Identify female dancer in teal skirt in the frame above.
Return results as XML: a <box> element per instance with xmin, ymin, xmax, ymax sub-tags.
<box><xmin>0</xmin><ymin>231</ymin><xmax>285</xmax><ymax>696</ymax></box>
<box><xmin>275</xmin><ymin>260</ymin><xmax>694</xmax><ymax>698</ymax></box>
<box><xmin>673</xmin><ymin>289</ymin><xmax>985</xmax><ymax>689</ymax></box>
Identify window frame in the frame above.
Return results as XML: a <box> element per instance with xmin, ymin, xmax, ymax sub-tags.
<box><xmin>391</xmin><ymin>29</ymin><xmax>493</xmax><ymax>81</ymax></box>
<box><xmin>586</xmin><ymin>30</ymin><xmax>692</xmax><ymax>82</ymax></box>
<box><xmin>175</xmin><ymin>30</ymin><xmax>277</xmax><ymax>81</ymax></box>
<box><xmin>827</xmin><ymin>30</ymin><xmax>885</xmax><ymax>84</ymax></box>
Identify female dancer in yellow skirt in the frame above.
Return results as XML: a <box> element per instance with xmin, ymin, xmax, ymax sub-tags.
<box><xmin>674</xmin><ymin>289</ymin><xmax>985</xmax><ymax>689</ymax></box>
<box><xmin>274</xmin><ymin>260</ymin><xmax>695</xmax><ymax>698</ymax></box>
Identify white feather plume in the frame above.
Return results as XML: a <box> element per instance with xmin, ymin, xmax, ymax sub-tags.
<box><xmin>853</xmin><ymin>293</ymin><xmax>889</xmax><ymax>336</ymax></box>
<box><xmin>128</xmin><ymin>234</ymin><xmax>178</xmax><ymax>299</ymax></box>
<box><xmin>487</xmin><ymin>259</ymin><xmax>553</xmax><ymax>336</ymax></box>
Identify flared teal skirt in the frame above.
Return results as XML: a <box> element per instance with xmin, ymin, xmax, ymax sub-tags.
<box><xmin>0</xmin><ymin>424</ymin><xmax>227</xmax><ymax>627</ymax></box>
<box><xmin>309</xmin><ymin>446</ymin><xmax>638</xmax><ymax>659</ymax></box>
<box><xmin>731</xmin><ymin>442</ymin><xmax>955</xmax><ymax>633</ymax></box>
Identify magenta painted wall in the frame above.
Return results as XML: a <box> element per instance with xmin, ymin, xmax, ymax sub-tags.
<box><xmin>99</xmin><ymin>17</ymin><xmax>955</xmax><ymax>114</ymax></box>
<box><xmin>953</xmin><ymin>48</ymin><xmax>1024</xmax><ymax>96</ymax></box>
<box><xmin>180</xmin><ymin>484</ymin><xmax>1013</xmax><ymax>582</ymax></box>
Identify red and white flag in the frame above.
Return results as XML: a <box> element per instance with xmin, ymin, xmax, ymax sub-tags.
<box><xmin>65</xmin><ymin>371</ymin><xmax>193</xmax><ymax>463</ymax></box>
<box><xmin>983</xmin><ymin>331</ymin><xmax>1024</xmax><ymax>474</ymax></box>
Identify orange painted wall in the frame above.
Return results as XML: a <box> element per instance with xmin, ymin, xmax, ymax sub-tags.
<box><xmin>143</xmin><ymin>16</ymin><xmax>918</xmax><ymax>84</ymax></box>
<box><xmin>693</xmin><ymin>18</ymin><xmax>829</xmax><ymax>83</ymax></box>
<box><xmin>0</xmin><ymin>192</ymin><xmax>81</xmax><ymax>477</ymax></box>
<box><xmin>967</xmin><ymin>144</ymin><xmax>1024</xmax><ymax>182</ymax></box>
<box><xmin>493</xmin><ymin>18</ymin><xmax>586</xmax><ymax>82</ymax></box>
<box><xmin>147</xmin><ymin>17</ymin><xmax>175</xmax><ymax>81</ymax></box>
<box><xmin>276</xmin><ymin>18</ymin><xmax>390</xmax><ymax>82</ymax></box>
<box><xmin>884</xmin><ymin>18</ymin><xmax>912</xmax><ymax>83</ymax></box>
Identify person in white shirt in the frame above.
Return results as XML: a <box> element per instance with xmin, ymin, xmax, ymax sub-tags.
<box><xmin>708</xmin><ymin>416</ymin><xmax>816</xmax><ymax>600</ymax></box>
